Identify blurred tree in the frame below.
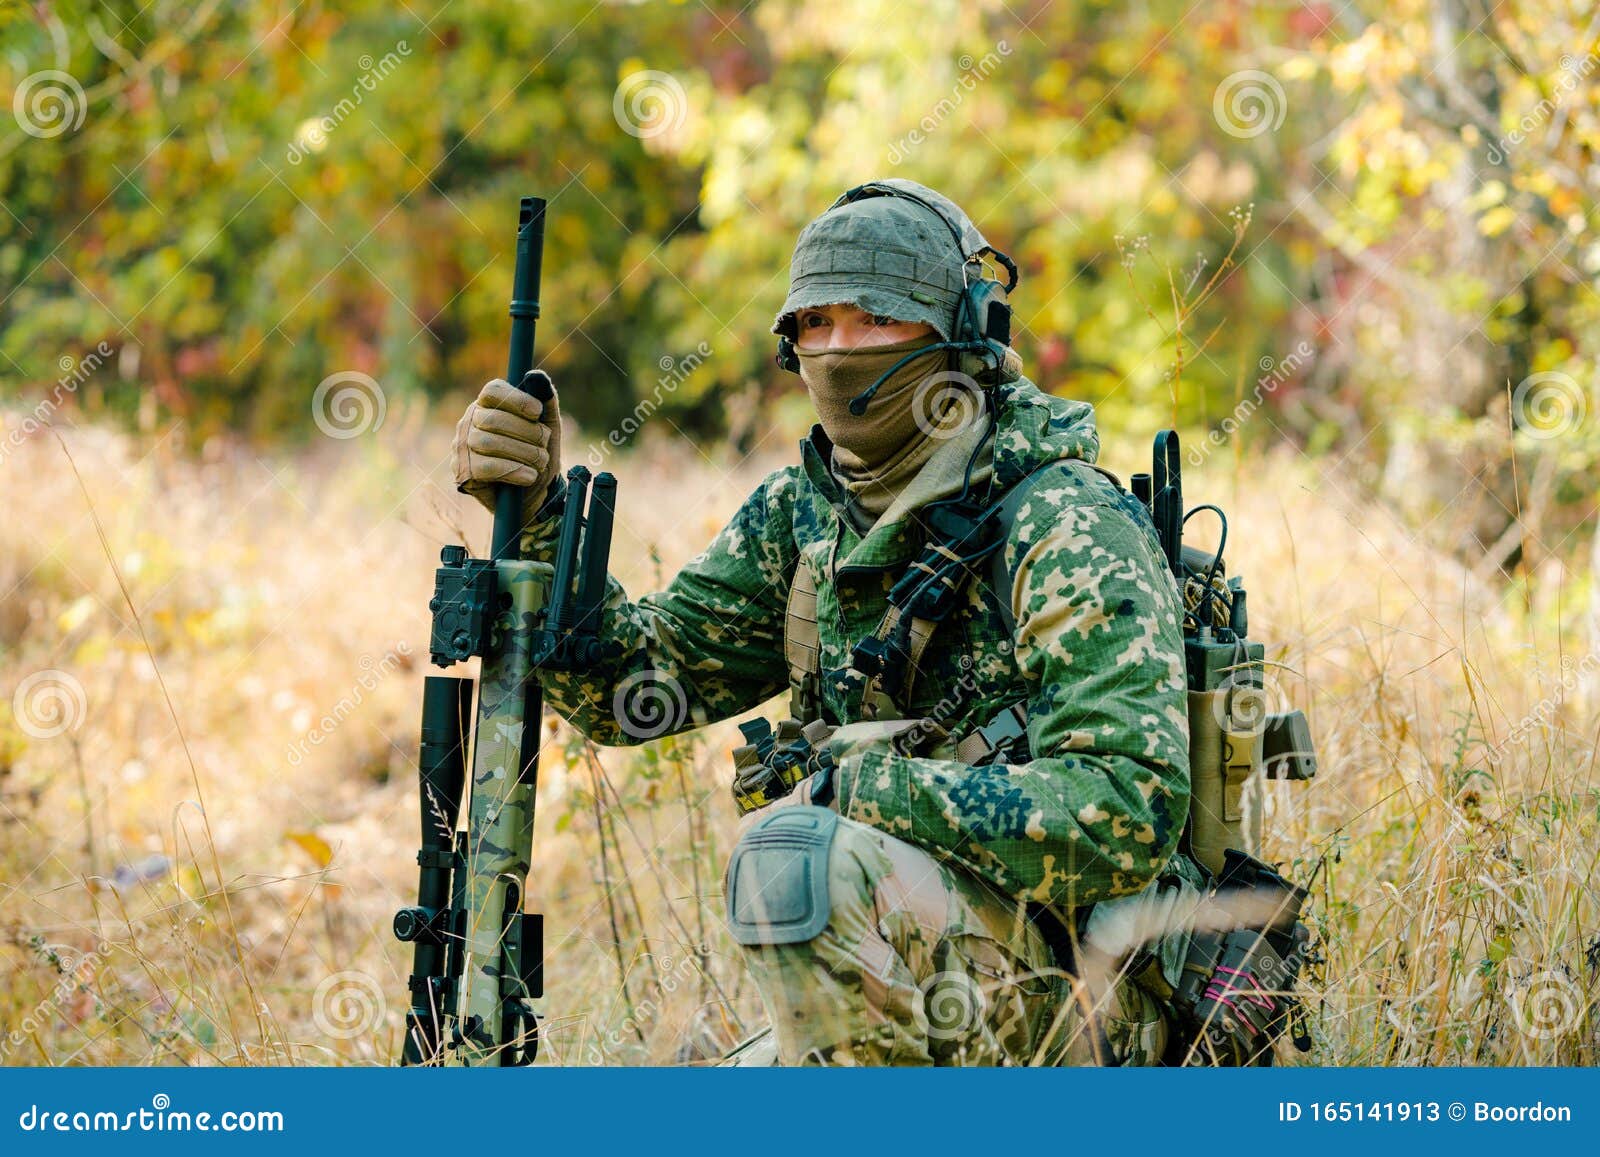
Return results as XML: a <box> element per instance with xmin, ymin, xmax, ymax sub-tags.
<box><xmin>2</xmin><ymin>0</ymin><xmax>1595</xmax><ymax>574</ymax></box>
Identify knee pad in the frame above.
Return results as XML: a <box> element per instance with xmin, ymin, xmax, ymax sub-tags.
<box><xmin>724</xmin><ymin>806</ymin><xmax>839</xmax><ymax>946</ymax></box>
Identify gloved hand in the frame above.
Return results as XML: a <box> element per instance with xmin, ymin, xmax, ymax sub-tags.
<box><xmin>452</xmin><ymin>370</ymin><xmax>562</xmax><ymax>514</ymax></box>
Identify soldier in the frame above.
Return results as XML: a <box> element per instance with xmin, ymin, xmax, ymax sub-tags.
<box><xmin>452</xmin><ymin>179</ymin><xmax>1193</xmax><ymax>1066</ymax></box>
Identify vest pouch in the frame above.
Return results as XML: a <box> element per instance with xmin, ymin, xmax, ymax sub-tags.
<box><xmin>1183</xmin><ymin>689</ymin><xmax>1263</xmax><ymax>877</ymax></box>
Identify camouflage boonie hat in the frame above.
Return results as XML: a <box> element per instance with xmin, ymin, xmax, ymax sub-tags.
<box><xmin>772</xmin><ymin>179</ymin><xmax>982</xmax><ymax>342</ymax></box>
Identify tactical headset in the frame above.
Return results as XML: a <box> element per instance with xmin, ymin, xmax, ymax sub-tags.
<box><xmin>775</xmin><ymin>181</ymin><xmax>1020</xmax><ymax>415</ymax></box>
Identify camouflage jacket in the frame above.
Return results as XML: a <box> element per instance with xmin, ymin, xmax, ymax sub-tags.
<box><xmin>520</xmin><ymin>379</ymin><xmax>1191</xmax><ymax>909</ymax></box>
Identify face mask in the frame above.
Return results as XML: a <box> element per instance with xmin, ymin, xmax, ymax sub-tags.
<box><xmin>795</xmin><ymin>336</ymin><xmax>950</xmax><ymax>465</ymax></box>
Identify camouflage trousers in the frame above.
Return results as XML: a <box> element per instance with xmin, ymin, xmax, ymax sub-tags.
<box><xmin>735</xmin><ymin>813</ymin><xmax>1168</xmax><ymax>1066</ymax></box>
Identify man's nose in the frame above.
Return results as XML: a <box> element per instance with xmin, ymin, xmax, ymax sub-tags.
<box><xmin>826</xmin><ymin>323</ymin><xmax>863</xmax><ymax>350</ymax></box>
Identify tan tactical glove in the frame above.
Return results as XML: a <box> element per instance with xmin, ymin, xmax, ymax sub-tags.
<box><xmin>452</xmin><ymin>370</ymin><xmax>562</xmax><ymax>514</ymax></box>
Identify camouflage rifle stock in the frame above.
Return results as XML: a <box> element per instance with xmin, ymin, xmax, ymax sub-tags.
<box><xmin>394</xmin><ymin>196</ymin><xmax>618</xmax><ymax>1066</ymax></box>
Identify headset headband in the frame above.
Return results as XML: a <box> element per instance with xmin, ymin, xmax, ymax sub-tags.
<box><xmin>831</xmin><ymin>181</ymin><xmax>1018</xmax><ymax>291</ymax></box>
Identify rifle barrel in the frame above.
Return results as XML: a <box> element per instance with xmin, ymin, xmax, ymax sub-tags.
<box><xmin>492</xmin><ymin>196</ymin><xmax>548</xmax><ymax>560</ymax></box>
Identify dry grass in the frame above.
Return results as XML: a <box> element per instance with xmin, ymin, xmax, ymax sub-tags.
<box><xmin>1</xmin><ymin>405</ymin><xmax>1596</xmax><ymax>1066</ymax></box>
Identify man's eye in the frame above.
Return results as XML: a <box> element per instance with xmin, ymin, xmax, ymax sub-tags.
<box><xmin>800</xmin><ymin>313</ymin><xmax>826</xmax><ymax>327</ymax></box>
<box><xmin>869</xmin><ymin>315</ymin><xmax>895</xmax><ymax>325</ymax></box>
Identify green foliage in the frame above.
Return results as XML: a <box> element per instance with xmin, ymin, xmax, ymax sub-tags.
<box><xmin>2</xmin><ymin>0</ymin><xmax>1596</xmax><ymax>492</ymax></box>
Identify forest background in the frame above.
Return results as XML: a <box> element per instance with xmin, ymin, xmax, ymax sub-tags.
<box><xmin>3</xmin><ymin>0</ymin><xmax>1598</xmax><ymax>1065</ymax></box>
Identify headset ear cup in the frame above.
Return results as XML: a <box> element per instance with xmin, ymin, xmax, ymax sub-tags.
<box><xmin>956</xmin><ymin>349</ymin><xmax>988</xmax><ymax>382</ymax></box>
<box><xmin>959</xmin><ymin>347</ymin><xmax>1001</xmax><ymax>383</ymax></box>
<box><xmin>776</xmin><ymin>336</ymin><xmax>800</xmax><ymax>374</ymax></box>
<box><xmin>957</xmin><ymin>279</ymin><xmax>1015</xmax><ymax>383</ymax></box>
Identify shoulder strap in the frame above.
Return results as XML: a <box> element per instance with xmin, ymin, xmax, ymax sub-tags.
<box><xmin>785</xmin><ymin>558</ymin><xmax>823</xmax><ymax>721</ymax></box>
<box><xmin>782</xmin><ymin>458</ymin><xmax>1129</xmax><ymax>723</ymax></box>
<box><xmin>988</xmin><ymin>458</ymin><xmax>1126</xmax><ymax>637</ymax></box>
